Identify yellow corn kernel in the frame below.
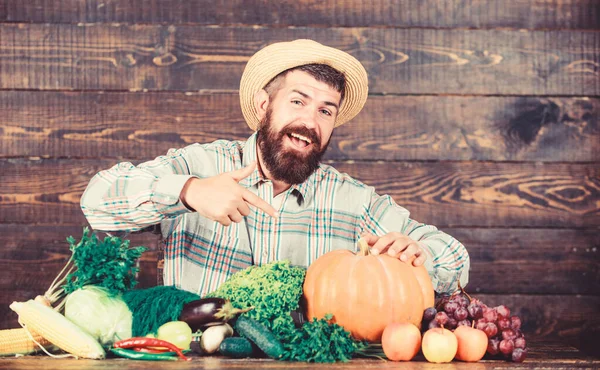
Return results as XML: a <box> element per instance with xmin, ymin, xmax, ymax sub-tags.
<box><xmin>9</xmin><ymin>300</ymin><xmax>105</xmax><ymax>359</ymax></box>
<box><xmin>0</xmin><ymin>327</ymin><xmax>54</xmax><ymax>356</ymax></box>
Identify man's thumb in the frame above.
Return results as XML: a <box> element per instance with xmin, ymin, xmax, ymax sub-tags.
<box><xmin>229</xmin><ymin>161</ymin><xmax>257</xmax><ymax>182</ymax></box>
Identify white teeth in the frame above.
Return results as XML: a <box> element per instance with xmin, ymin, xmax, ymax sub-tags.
<box><xmin>290</xmin><ymin>133</ymin><xmax>312</xmax><ymax>144</ymax></box>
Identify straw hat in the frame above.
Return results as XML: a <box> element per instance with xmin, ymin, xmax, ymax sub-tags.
<box><xmin>239</xmin><ymin>39</ymin><xmax>369</xmax><ymax>131</ymax></box>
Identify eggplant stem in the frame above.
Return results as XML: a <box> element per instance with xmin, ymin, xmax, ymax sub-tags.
<box><xmin>232</xmin><ymin>306</ymin><xmax>254</xmax><ymax>315</ymax></box>
<box><xmin>215</xmin><ymin>302</ymin><xmax>254</xmax><ymax>321</ymax></box>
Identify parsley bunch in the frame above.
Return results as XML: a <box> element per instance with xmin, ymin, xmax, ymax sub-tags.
<box><xmin>281</xmin><ymin>314</ymin><xmax>367</xmax><ymax>363</ymax></box>
<box><xmin>42</xmin><ymin>227</ymin><xmax>147</xmax><ymax>311</ymax></box>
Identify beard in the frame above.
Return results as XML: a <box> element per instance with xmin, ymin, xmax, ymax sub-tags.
<box><xmin>256</xmin><ymin>108</ymin><xmax>330</xmax><ymax>185</ymax></box>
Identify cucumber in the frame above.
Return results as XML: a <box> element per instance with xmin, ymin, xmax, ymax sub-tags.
<box><xmin>219</xmin><ymin>337</ymin><xmax>257</xmax><ymax>358</ymax></box>
<box><xmin>234</xmin><ymin>316</ymin><xmax>284</xmax><ymax>359</ymax></box>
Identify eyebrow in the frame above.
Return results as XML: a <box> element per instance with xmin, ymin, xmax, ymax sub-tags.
<box><xmin>291</xmin><ymin>89</ymin><xmax>339</xmax><ymax>112</ymax></box>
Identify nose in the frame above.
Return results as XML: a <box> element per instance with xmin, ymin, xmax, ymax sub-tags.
<box><xmin>299</xmin><ymin>105</ymin><xmax>318</xmax><ymax>129</ymax></box>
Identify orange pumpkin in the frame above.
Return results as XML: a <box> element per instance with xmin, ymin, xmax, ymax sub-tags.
<box><xmin>303</xmin><ymin>239</ymin><xmax>435</xmax><ymax>342</ymax></box>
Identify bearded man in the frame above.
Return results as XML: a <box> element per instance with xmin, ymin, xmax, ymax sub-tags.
<box><xmin>81</xmin><ymin>39</ymin><xmax>470</xmax><ymax>296</ymax></box>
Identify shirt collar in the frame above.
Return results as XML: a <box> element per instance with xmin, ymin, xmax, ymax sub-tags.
<box><xmin>239</xmin><ymin>132</ymin><xmax>323</xmax><ymax>204</ymax></box>
<box><xmin>290</xmin><ymin>167</ymin><xmax>321</xmax><ymax>204</ymax></box>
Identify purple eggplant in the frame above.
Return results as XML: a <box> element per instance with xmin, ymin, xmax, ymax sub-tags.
<box><xmin>179</xmin><ymin>297</ymin><xmax>252</xmax><ymax>331</ymax></box>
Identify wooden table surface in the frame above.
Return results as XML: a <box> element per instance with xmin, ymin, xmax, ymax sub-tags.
<box><xmin>1</xmin><ymin>341</ymin><xmax>598</xmax><ymax>370</ymax></box>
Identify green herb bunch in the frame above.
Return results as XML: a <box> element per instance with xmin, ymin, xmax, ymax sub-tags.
<box><xmin>42</xmin><ymin>227</ymin><xmax>147</xmax><ymax>311</ymax></box>
<box><xmin>281</xmin><ymin>314</ymin><xmax>367</xmax><ymax>363</ymax></box>
<box><xmin>63</xmin><ymin>227</ymin><xmax>146</xmax><ymax>294</ymax></box>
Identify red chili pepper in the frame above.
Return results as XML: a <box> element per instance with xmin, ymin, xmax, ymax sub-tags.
<box><xmin>114</xmin><ymin>337</ymin><xmax>190</xmax><ymax>361</ymax></box>
<box><xmin>133</xmin><ymin>347</ymin><xmax>171</xmax><ymax>354</ymax></box>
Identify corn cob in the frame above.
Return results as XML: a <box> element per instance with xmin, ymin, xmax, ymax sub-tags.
<box><xmin>9</xmin><ymin>300</ymin><xmax>105</xmax><ymax>359</ymax></box>
<box><xmin>0</xmin><ymin>327</ymin><xmax>55</xmax><ymax>356</ymax></box>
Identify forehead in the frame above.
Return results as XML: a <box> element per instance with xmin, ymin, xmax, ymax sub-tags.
<box><xmin>277</xmin><ymin>70</ymin><xmax>342</xmax><ymax>100</ymax></box>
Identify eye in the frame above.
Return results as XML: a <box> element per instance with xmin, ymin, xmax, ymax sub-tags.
<box><xmin>291</xmin><ymin>99</ymin><xmax>303</xmax><ymax>105</ymax></box>
<box><xmin>320</xmin><ymin>109</ymin><xmax>332</xmax><ymax>116</ymax></box>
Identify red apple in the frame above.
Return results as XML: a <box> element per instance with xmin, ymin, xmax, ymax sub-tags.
<box><xmin>381</xmin><ymin>322</ymin><xmax>421</xmax><ymax>361</ymax></box>
<box><xmin>421</xmin><ymin>328</ymin><xmax>458</xmax><ymax>363</ymax></box>
<box><xmin>454</xmin><ymin>326</ymin><xmax>488</xmax><ymax>362</ymax></box>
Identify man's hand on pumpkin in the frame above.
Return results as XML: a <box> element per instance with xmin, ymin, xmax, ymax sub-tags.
<box><xmin>360</xmin><ymin>232</ymin><xmax>427</xmax><ymax>266</ymax></box>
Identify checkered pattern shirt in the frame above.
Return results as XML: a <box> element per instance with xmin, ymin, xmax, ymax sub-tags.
<box><xmin>81</xmin><ymin>133</ymin><xmax>470</xmax><ymax>296</ymax></box>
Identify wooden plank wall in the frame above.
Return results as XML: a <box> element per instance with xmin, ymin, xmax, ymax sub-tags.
<box><xmin>0</xmin><ymin>0</ymin><xmax>598</xmax><ymax>355</ymax></box>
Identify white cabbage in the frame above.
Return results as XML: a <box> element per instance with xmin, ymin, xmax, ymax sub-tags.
<box><xmin>64</xmin><ymin>285</ymin><xmax>132</xmax><ymax>346</ymax></box>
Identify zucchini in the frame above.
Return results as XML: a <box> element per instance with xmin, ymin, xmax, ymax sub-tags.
<box><xmin>234</xmin><ymin>316</ymin><xmax>284</xmax><ymax>359</ymax></box>
<box><xmin>219</xmin><ymin>337</ymin><xmax>257</xmax><ymax>358</ymax></box>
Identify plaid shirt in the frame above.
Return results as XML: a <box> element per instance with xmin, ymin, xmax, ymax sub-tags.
<box><xmin>81</xmin><ymin>133</ymin><xmax>470</xmax><ymax>296</ymax></box>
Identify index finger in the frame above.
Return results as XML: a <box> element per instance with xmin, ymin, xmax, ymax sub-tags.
<box><xmin>242</xmin><ymin>189</ymin><xmax>279</xmax><ymax>218</ymax></box>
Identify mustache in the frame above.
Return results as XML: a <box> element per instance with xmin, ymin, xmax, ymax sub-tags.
<box><xmin>279</xmin><ymin>124</ymin><xmax>321</xmax><ymax>147</ymax></box>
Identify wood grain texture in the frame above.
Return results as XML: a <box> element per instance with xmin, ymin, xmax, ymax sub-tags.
<box><xmin>0</xmin><ymin>24</ymin><xmax>597</xmax><ymax>95</ymax></box>
<box><xmin>0</xmin><ymin>224</ymin><xmax>160</xmax><ymax>290</ymax></box>
<box><xmin>0</xmin><ymin>0</ymin><xmax>597</xmax><ymax>359</ymax></box>
<box><xmin>1</xmin><ymin>91</ymin><xmax>598</xmax><ymax>162</ymax></box>
<box><xmin>331</xmin><ymin>160</ymin><xmax>600</xmax><ymax>228</ymax></box>
<box><xmin>0</xmin><ymin>343</ymin><xmax>599</xmax><ymax>369</ymax></box>
<box><xmin>445</xmin><ymin>228</ymin><xmax>600</xmax><ymax>295</ymax></box>
<box><xmin>0</xmin><ymin>0</ymin><xmax>598</xmax><ymax>30</ymax></box>
<box><xmin>1</xmin><ymin>158</ymin><xmax>598</xmax><ymax>228</ymax></box>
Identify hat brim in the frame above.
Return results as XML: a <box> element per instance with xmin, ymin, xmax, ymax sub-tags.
<box><xmin>240</xmin><ymin>39</ymin><xmax>369</xmax><ymax>131</ymax></box>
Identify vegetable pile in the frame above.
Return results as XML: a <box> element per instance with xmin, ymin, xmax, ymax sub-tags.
<box><xmin>2</xmin><ymin>228</ymin><xmax>149</xmax><ymax>359</ymax></box>
<box><xmin>5</xmin><ymin>230</ymin><xmax>447</xmax><ymax>364</ymax></box>
<box><xmin>206</xmin><ymin>261</ymin><xmax>304</xmax><ymax>340</ymax></box>
<box><xmin>207</xmin><ymin>260</ymin><xmax>366</xmax><ymax>362</ymax></box>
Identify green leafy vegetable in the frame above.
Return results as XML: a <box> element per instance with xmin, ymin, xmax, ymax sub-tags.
<box><xmin>281</xmin><ymin>314</ymin><xmax>367</xmax><ymax>363</ymax></box>
<box><xmin>206</xmin><ymin>260</ymin><xmax>305</xmax><ymax>340</ymax></box>
<box><xmin>42</xmin><ymin>227</ymin><xmax>147</xmax><ymax>311</ymax></box>
<box><xmin>63</xmin><ymin>228</ymin><xmax>146</xmax><ymax>295</ymax></box>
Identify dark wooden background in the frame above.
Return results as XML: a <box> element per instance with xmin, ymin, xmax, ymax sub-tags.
<box><xmin>0</xmin><ymin>0</ymin><xmax>598</xmax><ymax>356</ymax></box>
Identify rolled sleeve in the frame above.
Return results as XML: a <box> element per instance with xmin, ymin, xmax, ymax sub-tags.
<box><xmin>363</xmin><ymin>191</ymin><xmax>471</xmax><ymax>295</ymax></box>
<box><xmin>151</xmin><ymin>174</ymin><xmax>196</xmax><ymax>216</ymax></box>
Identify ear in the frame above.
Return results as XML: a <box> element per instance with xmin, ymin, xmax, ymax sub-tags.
<box><xmin>254</xmin><ymin>89</ymin><xmax>270</xmax><ymax>122</ymax></box>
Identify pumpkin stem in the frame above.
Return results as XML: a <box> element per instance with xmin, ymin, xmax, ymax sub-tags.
<box><xmin>357</xmin><ymin>238</ymin><xmax>370</xmax><ymax>256</ymax></box>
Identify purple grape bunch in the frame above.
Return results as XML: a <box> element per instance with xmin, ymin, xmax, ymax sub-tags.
<box><xmin>421</xmin><ymin>293</ymin><xmax>527</xmax><ymax>363</ymax></box>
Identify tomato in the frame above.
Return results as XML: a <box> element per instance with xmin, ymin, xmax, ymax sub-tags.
<box><xmin>156</xmin><ymin>321</ymin><xmax>193</xmax><ymax>350</ymax></box>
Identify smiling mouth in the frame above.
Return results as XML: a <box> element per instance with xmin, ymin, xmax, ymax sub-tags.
<box><xmin>287</xmin><ymin>132</ymin><xmax>313</xmax><ymax>149</ymax></box>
